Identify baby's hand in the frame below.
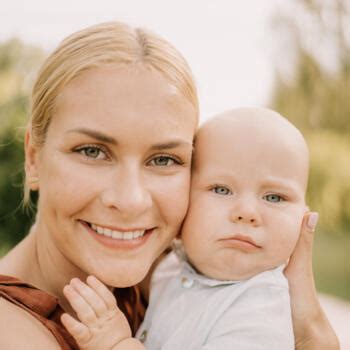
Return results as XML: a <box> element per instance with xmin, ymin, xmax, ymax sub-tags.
<box><xmin>61</xmin><ymin>276</ymin><xmax>131</xmax><ymax>350</ymax></box>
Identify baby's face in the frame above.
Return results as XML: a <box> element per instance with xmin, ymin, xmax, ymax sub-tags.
<box><xmin>181</xmin><ymin>108</ymin><xmax>309</xmax><ymax>280</ymax></box>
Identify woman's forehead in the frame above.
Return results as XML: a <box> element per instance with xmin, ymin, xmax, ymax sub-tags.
<box><xmin>56</xmin><ymin>66</ymin><xmax>195</xmax><ymax>119</ymax></box>
<box><xmin>47</xmin><ymin>67</ymin><xmax>197</xmax><ymax>144</ymax></box>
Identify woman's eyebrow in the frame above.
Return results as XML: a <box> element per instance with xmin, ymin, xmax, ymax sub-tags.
<box><xmin>67</xmin><ymin>129</ymin><xmax>192</xmax><ymax>150</ymax></box>
<box><xmin>150</xmin><ymin>140</ymin><xmax>193</xmax><ymax>151</ymax></box>
<box><xmin>67</xmin><ymin>128</ymin><xmax>117</xmax><ymax>144</ymax></box>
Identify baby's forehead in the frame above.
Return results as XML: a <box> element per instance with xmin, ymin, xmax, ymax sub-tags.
<box><xmin>197</xmin><ymin>107</ymin><xmax>307</xmax><ymax>151</ymax></box>
<box><xmin>193</xmin><ymin>107</ymin><xmax>309</xmax><ymax>188</ymax></box>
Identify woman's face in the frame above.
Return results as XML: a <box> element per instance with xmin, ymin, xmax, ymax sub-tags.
<box><xmin>28</xmin><ymin>66</ymin><xmax>197</xmax><ymax>287</ymax></box>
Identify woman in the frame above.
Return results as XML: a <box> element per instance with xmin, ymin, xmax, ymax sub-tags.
<box><xmin>0</xmin><ymin>22</ymin><xmax>338</xmax><ymax>349</ymax></box>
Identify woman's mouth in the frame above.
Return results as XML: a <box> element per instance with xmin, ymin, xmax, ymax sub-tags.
<box><xmin>79</xmin><ymin>220</ymin><xmax>155</xmax><ymax>248</ymax></box>
<box><xmin>90</xmin><ymin>223</ymin><xmax>146</xmax><ymax>240</ymax></box>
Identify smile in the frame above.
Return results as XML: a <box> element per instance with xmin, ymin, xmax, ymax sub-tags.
<box><xmin>91</xmin><ymin>223</ymin><xmax>146</xmax><ymax>240</ymax></box>
<box><xmin>83</xmin><ymin>221</ymin><xmax>151</xmax><ymax>241</ymax></box>
<box><xmin>79</xmin><ymin>220</ymin><xmax>155</xmax><ymax>250</ymax></box>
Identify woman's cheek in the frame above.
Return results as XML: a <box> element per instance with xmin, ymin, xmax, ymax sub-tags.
<box><xmin>39</xmin><ymin>157</ymin><xmax>100</xmax><ymax>215</ymax></box>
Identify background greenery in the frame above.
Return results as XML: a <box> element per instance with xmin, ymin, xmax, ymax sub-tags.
<box><xmin>0</xmin><ymin>0</ymin><xmax>349</xmax><ymax>299</ymax></box>
<box><xmin>269</xmin><ymin>0</ymin><xmax>350</xmax><ymax>299</ymax></box>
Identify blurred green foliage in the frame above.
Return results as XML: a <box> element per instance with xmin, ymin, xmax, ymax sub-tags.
<box><xmin>308</xmin><ymin>132</ymin><xmax>350</xmax><ymax>232</ymax></box>
<box><xmin>313</xmin><ymin>232</ymin><xmax>350</xmax><ymax>301</ymax></box>
<box><xmin>270</xmin><ymin>0</ymin><xmax>350</xmax><ymax>299</ymax></box>
<box><xmin>271</xmin><ymin>0</ymin><xmax>350</xmax><ymax>235</ymax></box>
<box><xmin>0</xmin><ymin>39</ymin><xmax>43</xmax><ymax>249</ymax></box>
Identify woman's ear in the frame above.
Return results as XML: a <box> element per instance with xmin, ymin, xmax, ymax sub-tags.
<box><xmin>24</xmin><ymin>128</ymin><xmax>40</xmax><ymax>191</ymax></box>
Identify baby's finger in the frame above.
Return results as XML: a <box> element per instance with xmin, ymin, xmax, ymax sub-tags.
<box><xmin>70</xmin><ymin>278</ymin><xmax>109</xmax><ymax>317</ymax></box>
<box><xmin>63</xmin><ymin>284</ymin><xmax>98</xmax><ymax>326</ymax></box>
<box><xmin>86</xmin><ymin>275</ymin><xmax>117</xmax><ymax>310</ymax></box>
<box><xmin>61</xmin><ymin>312</ymin><xmax>91</xmax><ymax>344</ymax></box>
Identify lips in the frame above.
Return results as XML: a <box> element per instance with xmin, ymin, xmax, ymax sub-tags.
<box><xmin>79</xmin><ymin>220</ymin><xmax>155</xmax><ymax>249</ymax></box>
<box><xmin>219</xmin><ymin>234</ymin><xmax>262</xmax><ymax>252</ymax></box>
<box><xmin>90</xmin><ymin>222</ymin><xmax>147</xmax><ymax>240</ymax></box>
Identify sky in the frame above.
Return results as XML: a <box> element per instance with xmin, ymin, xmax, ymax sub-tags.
<box><xmin>1</xmin><ymin>0</ymin><xmax>285</xmax><ymax>121</ymax></box>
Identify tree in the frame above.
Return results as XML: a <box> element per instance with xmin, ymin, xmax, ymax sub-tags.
<box><xmin>270</xmin><ymin>0</ymin><xmax>350</xmax><ymax>232</ymax></box>
<box><xmin>0</xmin><ymin>39</ymin><xmax>43</xmax><ymax>251</ymax></box>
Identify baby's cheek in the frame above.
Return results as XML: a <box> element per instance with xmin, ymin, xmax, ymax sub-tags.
<box><xmin>284</xmin><ymin>215</ymin><xmax>303</xmax><ymax>255</ymax></box>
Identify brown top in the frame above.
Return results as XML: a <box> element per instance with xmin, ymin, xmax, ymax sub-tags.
<box><xmin>0</xmin><ymin>275</ymin><xmax>147</xmax><ymax>349</ymax></box>
<box><xmin>0</xmin><ymin>275</ymin><xmax>78</xmax><ymax>350</ymax></box>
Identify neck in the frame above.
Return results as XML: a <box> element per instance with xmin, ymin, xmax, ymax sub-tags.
<box><xmin>0</xmin><ymin>222</ymin><xmax>87</xmax><ymax>315</ymax></box>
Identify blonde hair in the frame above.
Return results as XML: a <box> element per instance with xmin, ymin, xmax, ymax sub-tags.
<box><xmin>24</xmin><ymin>21</ymin><xmax>199</xmax><ymax>203</ymax></box>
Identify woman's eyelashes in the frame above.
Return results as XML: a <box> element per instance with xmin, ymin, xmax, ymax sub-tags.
<box><xmin>147</xmin><ymin>154</ymin><xmax>185</xmax><ymax>167</ymax></box>
<box><xmin>74</xmin><ymin>144</ymin><xmax>110</xmax><ymax>161</ymax></box>
<box><xmin>72</xmin><ymin>145</ymin><xmax>185</xmax><ymax>167</ymax></box>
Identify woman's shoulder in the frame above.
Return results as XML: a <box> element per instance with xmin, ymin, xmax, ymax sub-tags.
<box><xmin>0</xmin><ymin>274</ymin><xmax>78</xmax><ymax>349</ymax></box>
<box><xmin>0</xmin><ymin>296</ymin><xmax>61</xmax><ymax>349</ymax></box>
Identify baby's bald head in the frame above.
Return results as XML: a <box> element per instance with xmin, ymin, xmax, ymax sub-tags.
<box><xmin>194</xmin><ymin>107</ymin><xmax>309</xmax><ymax>192</ymax></box>
<box><xmin>182</xmin><ymin>107</ymin><xmax>310</xmax><ymax>280</ymax></box>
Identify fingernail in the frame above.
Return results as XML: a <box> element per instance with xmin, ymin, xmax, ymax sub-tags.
<box><xmin>306</xmin><ymin>212</ymin><xmax>319</xmax><ymax>232</ymax></box>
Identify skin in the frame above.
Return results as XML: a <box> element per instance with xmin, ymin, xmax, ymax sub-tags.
<box><xmin>181</xmin><ymin>107</ymin><xmax>309</xmax><ymax>280</ymax></box>
<box><xmin>0</xmin><ymin>71</ymin><xmax>339</xmax><ymax>349</ymax></box>
<box><xmin>61</xmin><ymin>276</ymin><xmax>145</xmax><ymax>349</ymax></box>
<box><xmin>0</xmin><ymin>65</ymin><xmax>197</xmax><ymax>347</ymax></box>
<box><xmin>285</xmin><ymin>213</ymin><xmax>340</xmax><ymax>349</ymax></box>
<box><xmin>59</xmin><ymin>108</ymin><xmax>339</xmax><ymax>350</ymax></box>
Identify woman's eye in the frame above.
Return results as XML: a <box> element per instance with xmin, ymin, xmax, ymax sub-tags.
<box><xmin>76</xmin><ymin>146</ymin><xmax>108</xmax><ymax>160</ymax></box>
<box><xmin>263</xmin><ymin>194</ymin><xmax>284</xmax><ymax>203</ymax></box>
<box><xmin>212</xmin><ymin>186</ymin><xmax>232</xmax><ymax>195</ymax></box>
<box><xmin>149</xmin><ymin>156</ymin><xmax>177</xmax><ymax>167</ymax></box>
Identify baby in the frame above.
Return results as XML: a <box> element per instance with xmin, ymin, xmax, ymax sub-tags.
<box><xmin>61</xmin><ymin>107</ymin><xmax>310</xmax><ymax>349</ymax></box>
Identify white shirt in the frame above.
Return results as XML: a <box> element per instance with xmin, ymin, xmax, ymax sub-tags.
<box><xmin>137</xmin><ymin>252</ymin><xmax>294</xmax><ymax>350</ymax></box>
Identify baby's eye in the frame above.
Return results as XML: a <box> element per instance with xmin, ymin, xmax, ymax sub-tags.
<box><xmin>148</xmin><ymin>156</ymin><xmax>179</xmax><ymax>167</ymax></box>
<box><xmin>212</xmin><ymin>186</ymin><xmax>232</xmax><ymax>195</ymax></box>
<box><xmin>263</xmin><ymin>194</ymin><xmax>284</xmax><ymax>203</ymax></box>
<box><xmin>75</xmin><ymin>146</ymin><xmax>108</xmax><ymax>160</ymax></box>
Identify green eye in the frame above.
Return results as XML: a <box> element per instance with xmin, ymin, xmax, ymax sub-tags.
<box><xmin>212</xmin><ymin>186</ymin><xmax>232</xmax><ymax>195</ymax></box>
<box><xmin>84</xmin><ymin>147</ymin><xmax>101</xmax><ymax>158</ymax></box>
<box><xmin>150</xmin><ymin>156</ymin><xmax>176</xmax><ymax>166</ymax></box>
<box><xmin>264</xmin><ymin>194</ymin><xmax>283</xmax><ymax>203</ymax></box>
<box><xmin>77</xmin><ymin>146</ymin><xmax>107</xmax><ymax>160</ymax></box>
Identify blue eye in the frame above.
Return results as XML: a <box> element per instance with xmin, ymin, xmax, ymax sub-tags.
<box><xmin>149</xmin><ymin>156</ymin><xmax>178</xmax><ymax>167</ymax></box>
<box><xmin>263</xmin><ymin>194</ymin><xmax>284</xmax><ymax>203</ymax></box>
<box><xmin>212</xmin><ymin>186</ymin><xmax>232</xmax><ymax>195</ymax></box>
<box><xmin>76</xmin><ymin>146</ymin><xmax>108</xmax><ymax>160</ymax></box>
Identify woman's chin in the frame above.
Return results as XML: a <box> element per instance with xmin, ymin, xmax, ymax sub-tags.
<box><xmin>93</xmin><ymin>266</ymin><xmax>150</xmax><ymax>288</ymax></box>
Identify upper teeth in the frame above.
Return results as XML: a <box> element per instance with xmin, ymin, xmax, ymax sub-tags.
<box><xmin>91</xmin><ymin>224</ymin><xmax>146</xmax><ymax>240</ymax></box>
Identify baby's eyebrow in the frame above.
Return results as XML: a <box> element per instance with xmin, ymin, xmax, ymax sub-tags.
<box><xmin>262</xmin><ymin>178</ymin><xmax>301</xmax><ymax>193</ymax></box>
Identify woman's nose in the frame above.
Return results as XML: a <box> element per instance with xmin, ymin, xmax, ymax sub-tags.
<box><xmin>101</xmin><ymin>168</ymin><xmax>152</xmax><ymax>218</ymax></box>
